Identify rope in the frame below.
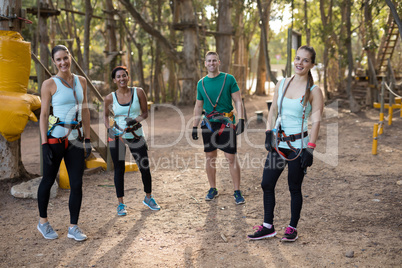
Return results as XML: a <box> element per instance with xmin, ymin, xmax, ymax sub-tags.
<box><xmin>384</xmin><ymin>82</ymin><xmax>402</xmax><ymax>98</ymax></box>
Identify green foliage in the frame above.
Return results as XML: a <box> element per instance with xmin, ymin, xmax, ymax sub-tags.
<box><xmin>18</xmin><ymin>0</ymin><xmax>398</xmax><ymax>98</ymax></box>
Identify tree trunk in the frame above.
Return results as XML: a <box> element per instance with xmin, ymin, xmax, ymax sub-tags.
<box><xmin>83</xmin><ymin>0</ymin><xmax>93</xmax><ymax>75</ymax></box>
<box><xmin>168</xmin><ymin>0</ymin><xmax>179</xmax><ymax>103</ymax></box>
<box><xmin>256</xmin><ymin>33</ymin><xmax>267</xmax><ymax>95</ymax></box>
<box><xmin>319</xmin><ymin>0</ymin><xmax>334</xmax><ymax>99</ymax></box>
<box><xmin>0</xmin><ymin>0</ymin><xmax>22</xmax><ymax>31</ymax></box>
<box><xmin>233</xmin><ymin>2</ymin><xmax>246</xmax><ymax>94</ymax></box>
<box><xmin>345</xmin><ymin>0</ymin><xmax>360</xmax><ymax>112</ymax></box>
<box><xmin>105</xmin><ymin>0</ymin><xmax>118</xmax><ymax>88</ymax></box>
<box><xmin>119</xmin><ymin>0</ymin><xmax>197</xmax><ymax>103</ymax></box>
<box><xmin>178</xmin><ymin>0</ymin><xmax>199</xmax><ymax>105</ymax></box>
<box><xmin>304</xmin><ymin>0</ymin><xmax>310</xmax><ymax>46</ymax></box>
<box><xmin>385</xmin><ymin>0</ymin><xmax>402</xmax><ymax>38</ymax></box>
<box><xmin>216</xmin><ymin>0</ymin><xmax>232</xmax><ymax>73</ymax></box>
<box><xmin>0</xmin><ymin>136</ymin><xmax>29</xmax><ymax>180</ymax></box>
<box><xmin>256</xmin><ymin>0</ymin><xmax>277</xmax><ymax>86</ymax></box>
<box><xmin>256</xmin><ymin>0</ymin><xmax>274</xmax><ymax>95</ymax></box>
<box><xmin>364</xmin><ymin>0</ymin><xmax>376</xmax><ymax>69</ymax></box>
<box><xmin>0</xmin><ymin>0</ymin><xmax>30</xmax><ymax>180</ymax></box>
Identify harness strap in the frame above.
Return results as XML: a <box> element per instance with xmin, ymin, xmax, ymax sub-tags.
<box><xmin>48</xmin><ymin>137</ymin><xmax>69</xmax><ymax>150</ymax></box>
<box><xmin>202</xmin><ymin>73</ymin><xmax>228</xmax><ymax>110</ymax></box>
<box><xmin>218</xmin><ymin>123</ymin><xmax>226</xmax><ymax>136</ymax></box>
<box><xmin>110</xmin><ymin>88</ymin><xmax>142</xmax><ymax>140</ymax></box>
<box><xmin>112</xmin><ymin>121</ymin><xmax>142</xmax><ymax>139</ymax></box>
<box><xmin>48</xmin><ymin>74</ymin><xmax>82</xmax><ymax>139</ymax></box>
<box><xmin>279</xmin><ymin>131</ymin><xmax>308</xmax><ymax>142</ymax></box>
<box><xmin>275</xmin><ymin>76</ymin><xmax>306</xmax><ymax>159</ymax></box>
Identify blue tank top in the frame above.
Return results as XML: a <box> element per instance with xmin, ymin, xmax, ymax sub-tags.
<box><xmin>111</xmin><ymin>87</ymin><xmax>144</xmax><ymax>139</ymax></box>
<box><xmin>276</xmin><ymin>78</ymin><xmax>316</xmax><ymax>149</ymax></box>
<box><xmin>50</xmin><ymin>75</ymin><xmax>83</xmax><ymax>140</ymax></box>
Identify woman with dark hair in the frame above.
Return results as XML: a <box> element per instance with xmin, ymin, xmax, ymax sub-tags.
<box><xmin>37</xmin><ymin>45</ymin><xmax>91</xmax><ymax>241</ymax></box>
<box><xmin>248</xmin><ymin>46</ymin><xmax>324</xmax><ymax>242</ymax></box>
<box><xmin>103</xmin><ymin>66</ymin><xmax>160</xmax><ymax>216</ymax></box>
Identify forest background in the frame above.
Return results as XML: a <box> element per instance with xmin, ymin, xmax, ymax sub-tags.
<box><xmin>21</xmin><ymin>0</ymin><xmax>402</xmax><ymax>114</ymax></box>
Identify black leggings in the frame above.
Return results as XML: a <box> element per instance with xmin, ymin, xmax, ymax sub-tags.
<box><xmin>261</xmin><ymin>148</ymin><xmax>305</xmax><ymax>228</ymax></box>
<box><xmin>108</xmin><ymin>136</ymin><xmax>152</xmax><ymax>198</ymax></box>
<box><xmin>38</xmin><ymin>139</ymin><xmax>85</xmax><ymax>225</ymax></box>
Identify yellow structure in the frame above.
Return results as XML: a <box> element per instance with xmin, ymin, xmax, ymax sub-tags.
<box><xmin>59</xmin><ymin>157</ymin><xmax>138</xmax><ymax>189</ymax></box>
<box><xmin>372</xmin><ymin>123</ymin><xmax>378</xmax><ymax>155</ymax></box>
<box><xmin>0</xmin><ymin>31</ymin><xmax>40</xmax><ymax>141</ymax></box>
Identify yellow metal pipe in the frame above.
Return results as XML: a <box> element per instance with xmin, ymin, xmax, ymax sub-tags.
<box><xmin>379</xmin><ymin>113</ymin><xmax>384</xmax><ymax>134</ymax></box>
<box><xmin>373</xmin><ymin>103</ymin><xmax>401</xmax><ymax>109</ymax></box>
<box><xmin>388</xmin><ymin>107</ymin><xmax>393</xmax><ymax>125</ymax></box>
<box><xmin>372</xmin><ymin>123</ymin><xmax>378</xmax><ymax>155</ymax></box>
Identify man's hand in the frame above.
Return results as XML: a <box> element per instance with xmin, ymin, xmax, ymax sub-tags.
<box><xmin>236</xmin><ymin>119</ymin><xmax>245</xmax><ymax>135</ymax></box>
<box><xmin>192</xmin><ymin>127</ymin><xmax>198</xmax><ymax>140</ymax></box>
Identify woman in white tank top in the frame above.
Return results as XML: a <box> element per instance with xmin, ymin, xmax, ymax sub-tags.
<box><xmin>103</xmin><ymin>66</ymin><xmax>160</xmax><ymax>215</ymax></box>
<box><xmin>248</xmin><ymin>46</ymin><xmax>324</xmax><ymax>242</ymax></box>
<box><xmin>37</xmin><ymin>45</ymin><xmax>90</xmax><ymax>241</ymax></box>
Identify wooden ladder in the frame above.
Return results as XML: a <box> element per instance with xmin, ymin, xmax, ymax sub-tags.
<box><xmin>376</xmin><ymin>20</ymin><xmax>400</xmax><ymax>76</ymax></box>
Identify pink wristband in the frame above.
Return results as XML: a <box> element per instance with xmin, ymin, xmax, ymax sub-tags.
<box><xmin>307</xmin><ymin>142</ymin><xmax>316</xmax><ymax>149</ymax></box>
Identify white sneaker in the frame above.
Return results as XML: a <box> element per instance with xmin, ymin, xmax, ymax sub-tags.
<box><xmin>67</xmin><ymin>226</ymin><xmax>87</xmax><ymax>241</ymax></box>
<box><xmin>37</xmin><ymin>221</ymin><xmax>58</xmax><ymax>240</ymax></box>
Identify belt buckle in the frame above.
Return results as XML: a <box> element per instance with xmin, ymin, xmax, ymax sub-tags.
<box><xmin>289</xmin><ymin>135</ymin><xmax>296</xmax><ymax>142</ymax></box>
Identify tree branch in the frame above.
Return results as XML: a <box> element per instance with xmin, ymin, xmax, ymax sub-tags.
<box><xmin>119</xmin><ymin>0</ymin><xmax>181</xmax><ymax>62</ymax></box>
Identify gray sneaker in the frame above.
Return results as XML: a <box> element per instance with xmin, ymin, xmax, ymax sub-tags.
<box><xmin>37</xmin><ymin>221</ymin><xmax>58</xmax><ymax>240</ymax></box>
<box><xmin>143</xmin><ymin>195</ymin><xmax>161</xmax><ymax>211</ymax></box>
<box><xmin>67</xmin><ymin>226</ymin><xmax>87</xmax><ymax>241</ymax></box>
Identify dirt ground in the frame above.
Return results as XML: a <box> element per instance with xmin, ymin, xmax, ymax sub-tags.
<box><xmin>1</xmin><ymin>94</ymin><xmax>401</xmax><ymax>267</ymax></box>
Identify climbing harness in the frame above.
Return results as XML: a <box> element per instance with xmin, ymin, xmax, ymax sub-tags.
<box><xmin>108</xmin><ymin>87</ymin><xmax>142</xmax><ymax>142</ymax></box>
<box><xmin>47</xmin><ymin>74</ymin><xmax>83</xmax><ymax>145</ymax></box>
<box><xmin>200</xmin><ymin>73</ymin><xmax>235</xmax><ymax>135</ymax></box>
<box><xmin>273</xmin><ymin>76</ymin><xmax>310</xmax><ymax>161</ymax></box>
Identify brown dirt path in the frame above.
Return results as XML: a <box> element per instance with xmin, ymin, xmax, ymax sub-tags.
<box><xmin>1</xmin><ymin>95</ymin><xmax>401</xmax><ymax>267</ymax></box>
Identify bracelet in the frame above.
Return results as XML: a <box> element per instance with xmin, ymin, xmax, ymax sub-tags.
<box><xmin>307</xmin><ymin>142</ymin><xmax>316</xmax><ymax>149</ymax></box>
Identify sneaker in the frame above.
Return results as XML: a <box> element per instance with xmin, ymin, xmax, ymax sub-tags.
<box><xmin>281</xmin><ymin>226</ymin><xmax>298</xmax><ymax>242</ymax></box>
<box><xmin>143</xmin><ymin>195</ymin><xmax>161</xmax><ymax>211</ymax></box>
<box><xmin>67</xmin><ymin>226</ymin><xmax>87</xmax><ymax>241</ymax></box>
<box><xmin>117</xmin><ymin>203</ymin><xmax>127</xmax><ymax>216</ymax></box>
<box><xmin>247</xmin><ymin>225</ymin><xmax>277</xmax><ymax>240</ymax></box>
<box><xmin>205</xmin><ymin>188</ymin><xmax>219</xmax><ymax>201</ymax></box>
<box><xmin>233</xmin><ymin>190</ymin><xmax>246</xmax><ymax>204</ymax></box>
<box><xmin>37</xmin><ymin>221</ymin><xmax>58</xmax><ymax>240</ymax></box>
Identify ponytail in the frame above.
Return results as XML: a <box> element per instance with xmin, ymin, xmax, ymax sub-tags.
<box><xmin>303</xmin><ymin>70</ymin><xmax>314</xmax><ymax>107</ymax></box>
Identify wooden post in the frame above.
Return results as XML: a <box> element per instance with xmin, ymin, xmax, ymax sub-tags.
<box><xmin>0</xmin><ymin>0</ymin><xmax>23</xmax><ymax>32</ymax></box>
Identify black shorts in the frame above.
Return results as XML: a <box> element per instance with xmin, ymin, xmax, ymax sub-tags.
<box><xmin>201</xmin><ymin>121</ymin><xmax>237</xmax><ymax>154</ymax></box>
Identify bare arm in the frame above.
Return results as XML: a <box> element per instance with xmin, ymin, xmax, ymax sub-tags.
<box><xmin>193</xmin><ymin>99</ymin><xmax>204</xmax><ymax>127</ymax></box>
<box><xmin>308</xmin><ymin>86</ymin><xmax>324</xmax><ymax>144</ymax></box>
<box><xmin>231</xmin><ymin>90</ymin><xmax>243</xmax><ymax>119</ymax></box>
<box><xmin>103</xmin><ymin>93</ymin><xmax>113</xmax><ymax>129</ymax></box>
<box><xmin>135</xmin><ymin>88</ymin><xmax>149</xmax><ymax>122</ymax></box>
<box><xmin>39</xmin><ymin>79</ymin><xmax>56</xmax><ymax>143</ymax></box>
<box><xmin>79</xmin><ymin>76</ymin><xmax>91</xmax><ymax>139</ymax></box>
